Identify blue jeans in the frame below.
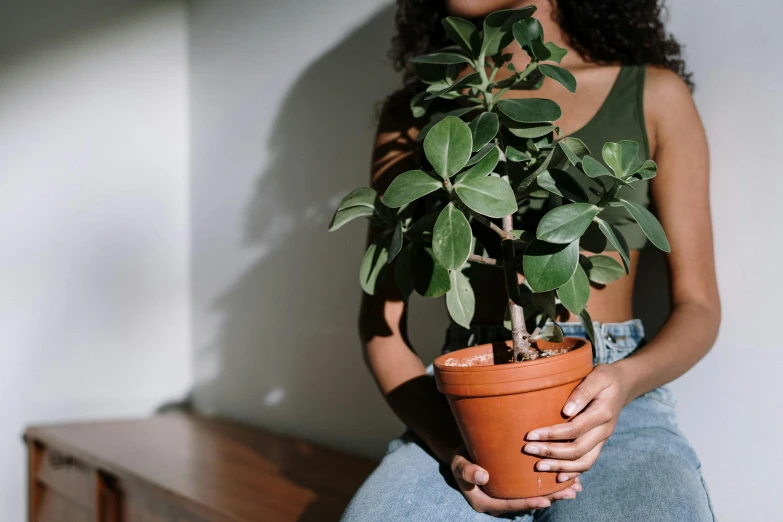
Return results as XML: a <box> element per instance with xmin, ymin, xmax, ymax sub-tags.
<box><xmin>342</xmin><ymin>320</ymin><xmax>716</xmax><ymax>521</ymax></box>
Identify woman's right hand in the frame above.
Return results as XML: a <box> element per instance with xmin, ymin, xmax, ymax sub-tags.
<box><xmin>450</xmin><ymin>446</ymin><xmax>582</xmax><ymax>516</ymax></box>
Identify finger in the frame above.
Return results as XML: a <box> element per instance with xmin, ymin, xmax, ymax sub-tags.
<box><xmin>557</xmin><ymin>472</ymin><xmax>582</xmax><ymax>483</ymax></box>
<box><xmin>562</xmin><ymin>367</ymin><xmax>610</xmax><ymax>417</ymax></box>
<box><xmin>475</xmin><ymin>494</ymin><xmax>551</xmax><ymax>515</ymax></box>
<box><xmin>547</xmin><ymin>483</ymin><xmax>580</xmax><ymax>500</ymax></box>
<box><xmin>524</xmin><ymin>424</ymin><xmax>609</xmax><ymax>460</ymax></box>
<box><xmin>527</xmin><ymin>401</ymin><xmax>613</xmax><ymax>441</ymax></box>
<box><xmin>536</xmin><ymin>442</ymin><xmax>604</xmax><ymax>473</ymax></box>
<box><xmin>451</xmin><ymin>452</ymin><xmax>489</xmax><ymax>486</ymax></box>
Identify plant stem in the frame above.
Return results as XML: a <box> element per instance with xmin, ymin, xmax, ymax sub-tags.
<box><xmin>453</xmin><ymin>200</ymin><xmax>512</xmax><ymax>241</ymax></box>
<box><xmin>502</xmin><ymin>216</ymin><xmax>533</xmax><ymax>361</ymax></box>
<box><xmin>498</xmin><ymin>143</ymin><xmax>533</xmax><ymax>361</ymax></box>
<box><xmin>473</xmin><ymin>53</ymin><xmax>534</xmax><ymax>362</ymax></box>
<box><xmin>468</xmin><ymin>254</ymin><xmax>500</xmax><ymax>267</ymax></box>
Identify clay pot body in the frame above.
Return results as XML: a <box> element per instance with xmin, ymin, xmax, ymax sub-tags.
<box><xmin>433</xmin><ymin>337</ymin><xmax>593</xmax><ymax>499</ymax></box>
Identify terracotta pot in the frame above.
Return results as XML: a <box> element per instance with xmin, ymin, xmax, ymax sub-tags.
<box><xmin>433</xmin><ymin>337</ymin><xmax>593</xmax><ymax>499</ymax></box>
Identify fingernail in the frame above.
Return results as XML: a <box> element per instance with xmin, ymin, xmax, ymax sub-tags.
<box><xmin>537</xmin><ymin>462</ymin><xmax>551</xmax><ymax>471</ymax></box>
<box><xmin>563</xmin><ymin>402</ymin><xmax>578</xmax><ymax>416</ymax></box>
<box><xmin>525</xmin><ymin>444</ymin><xmax>540</xmax><ymax>454</ymax></box>
<box><xmin>475</xmin><ymin>470</ymin><xmax>488</xmax><ymax>484</ymax></box>
<box><xmin>527</xmin><ymin>432</ymin><xmax>541</xmax><ymax>441</ymax></box>
<box><xmin>563</xmin><ymin>491</ymin><xmax>576</xmax><ymax>499</ymax></box>
<box><xmin>537</xmin><ymin>499</ymin><xmax>551</xmax><ymax>508</ymax></box>
<box><xmin>556</xmin><ymin>474</ymin><xmax>567</xmax><ymax>482</ymax></box>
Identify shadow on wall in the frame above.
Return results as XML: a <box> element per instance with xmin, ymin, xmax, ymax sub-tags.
<box><xmin>192</xmin><ymin>5</ymin><xmax>415</xmax><ymax>457</ymax></box>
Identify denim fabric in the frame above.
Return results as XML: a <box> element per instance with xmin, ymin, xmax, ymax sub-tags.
<box><xmin>342</xmin><ymin>320</ymin><xmax>715</xmax><ymax>521</ymax></box>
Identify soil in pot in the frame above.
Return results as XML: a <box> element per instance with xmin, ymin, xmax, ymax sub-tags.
<box><xmin>434</xmin><ymin>337</ymin><xmax>593</xmax><ymax>499</ymax></box>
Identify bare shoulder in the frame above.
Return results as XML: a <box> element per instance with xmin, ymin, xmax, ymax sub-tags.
<box><xmin>643</xmin><ymin>66</ymin><xmax>704</xmax><ymax>156</ymax></box>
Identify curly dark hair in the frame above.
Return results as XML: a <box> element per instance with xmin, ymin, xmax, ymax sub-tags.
<box><xmin>390</xmin><ymin>0</ymin><xmax>693</xmax><ymax>91</ymax></box>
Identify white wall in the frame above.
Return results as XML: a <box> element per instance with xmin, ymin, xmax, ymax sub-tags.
<box><xmin>664</xmin><ymin>1</ymin><xmax>782</xmax><ymax>519</ymax></box>
<box><xmin>0</xmin><ymin>2</ymin><xmax>191</xmax><ymax>521</ymax></box>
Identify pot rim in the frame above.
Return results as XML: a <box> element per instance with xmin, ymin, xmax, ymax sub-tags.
<box><xmin>433</xmin><ymin>337</ymin><xmax>590</xmax><ymax>374</ymax></box>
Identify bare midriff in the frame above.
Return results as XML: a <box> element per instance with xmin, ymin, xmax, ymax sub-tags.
<box><xmin>472</xmin><ymin>250</ymin><xmax>640</xmax><ymax>324</ymax></box>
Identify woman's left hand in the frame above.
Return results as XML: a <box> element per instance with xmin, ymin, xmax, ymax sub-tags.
<box><xmin>523</xmin><ymin>363</ymin><xmax>635</xmax><ymax>483</ymax></box>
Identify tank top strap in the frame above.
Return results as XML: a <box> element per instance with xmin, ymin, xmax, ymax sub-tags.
<box><xmin>591</xmin><ymin>65</ymin><xmax>650</xmax><ymax>158</ymax></box>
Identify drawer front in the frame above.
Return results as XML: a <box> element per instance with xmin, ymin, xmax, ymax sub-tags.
<box><xmin>37</xmin><ymin>447</ymin><xmax>96</xmax><ymax>510</ymax></box>
<box><xmin>122</xmin><ymin>481</ymin><xmax>224</xmax><ymax>522</ymax></box>
<box><xmin>37</xmin><ymin>487</ymin><xmax>91</xmax><ymax>522</ymax></box>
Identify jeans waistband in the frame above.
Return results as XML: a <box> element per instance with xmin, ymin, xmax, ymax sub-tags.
<box><xmin>443</xmin><ymin>319</ymin><xmax>646</xmax><ymax>365</ymax></box>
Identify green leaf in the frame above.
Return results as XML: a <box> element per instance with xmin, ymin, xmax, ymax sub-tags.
<box><xmin>602</xmin><ymin>141</ymin><xmax>643</xmax><ymax>178</ymax></box>
<box><xmin>558</xmin><ymin>137</ymin><xmax>590</xmax><ymax>166</ymax></box>
<box><xmin>409</xmin><ymin>92</ymin><xmax>432</xmax><ymax>119</ymax></box>
<box><xmin>417</xmin><ymin>107</ymin><xmax>477</xmax><ymax>141</ymax></box>
<box><xmin>596</xmin><ymin>218</ymin><xmax>630</xmax><ymax>274</ymax></box>
<box><xmin>425</xmin><ymin>72</ymin><xmax>482</xmax><ymax>100</ymax></box>
<box><xmin>545</xmin><ymin>42</ymin><xmax>567</xmax><ymax>63</ymax></box>
<box><xmin>454</xmin><ymin>146</ymin><xmax>499</xmax><ymax>183</ymax></box>
<box><xmin>538</xmin><ymin>324</ymin><xmax>565</xmax><ymax>343</ymax></box>
<box><xmin>557</xmin><ymin>264</ymin><xmax>590</xmax><ymax>315</ymax></box>
<box><xmin>532</xmin><ymin>133</ymin><xmax>554</xmax><ymax>150</ymax></box>
<box><xmin>536</xmin><ymin>169</ymin><xmax>588</xmax><ymax>202</ymax></box>
<box><xmin>468</xmin><ymin>112</ymin><xmax>499</xmax><ymax>151</ymax></box>
<box><xmin>531</xmin><ymin>290</ymin><xmax>557</xmax><ymax>321</ymax></box>
<box><xmin>620</xmin><ymin>199</ymin><xmax>671</xmax><ymax>252</ymax></box>
<box><xmin>433</xmin><ymin>203</ymin><xmax>472</xmax><ymax>270</ymax></box>
<box><xmin>512</xmin><ymin>18</ymin><xmax>542</xmax><ymax>48</ymax></box>
<box><xmin>579</xmin><ymin>308</ymin><xmax>596</xmax><ymax>346</ymax></box>
<box><xmin>506</xmin><ymin>122</ymin><xmax>557</xmax><ymax>139</ymax></box>
<box><xmin>481</xmin><ymin>7</ymin><xmax>536</xmax><ymax>56</ymax></box>
<box><xmin>383</xmin><ymin>170</ymin><xmax>441</xmax><ymax>208</ymax></box>
<box><xmin>424</xmin><ymin>116</ymin><xmax>473</xmax><ymax>179</ymax></box>
<box><xmin>329</xmin><ymin>187</ymin><xmax>380</xmax><ymax>231</ymax></box>
<box><xmin>497</xmin><ymin>98</ymin><xmax>562</xmax><ymax>123</ymax></box>
<box><xmin>512</xmin><ymin>19</ymin><xmax>551</xmax><ymax>61</ymax></box>
<box><xmin>506</xmin><ymin>145</ymin><xmax>532</xmax><ymax>163</ymax></box>
<box><xmin>583</xmin><ymin>254</ymin><xmax>625</xmax><ymax>284</ymax></box>
<box><xmin>632</xmin><ymin>159</ymin><xmax>658</xmax><ymax>180</ymax></box>
<box><xmin>411</xmin><ymin>245</ymin><xmax>451</xmax><ymax>297</ymax></box>
<box><xmin>414</xmin><ymin>63</ymin><xmax>455</xmax><ymax>85</ymax></box>
<box><xmin>388</xmin><ymin>220</ymin><xmax>403</xmax><ymax>261</ymax></box>
<box><xmin>394</xmin><ymin>246</ymin><xmax>414</xmax><ymax>298</ymax></box>
<box><xmin>580</xmin><ymin>221</ymin><xmax>608</xmax><ymax>253</ymax></box>
<box><xmin>454</xmin><ymin>176</ymin><xmax>517</xmax><ymax>218</ymax></box>
<box><xmin>536</xmin><ymin>203</ymin><xmax>600</xmax><ymax>244</ymax></box>
<box><xmin>410</xmin><ymin>52</ymin><xmax>471</xmax><ymax>65</ymax></box>
<box><xmin>465</xmin><ymin>142</ymin><xmax>496</xmax><ymax>166</ymax></box>
<box><xmin>446</xmin><ymin>270</ymin><xmax>475</xmax><ymax>328</ymax></box>
<box><xmin>523</xmin><ymin>239</ymin><xmax>579</xmax><ymax>292</ymax></box>
<box><xmin>359</xmin><ymin>239</ymin><xmax>389</xmax><ymax>295</ymax></box>
<box><xmin>582</xmin><ymin>155</ymin><xmax>613</xmax><ymax>178</ymax></box>
<box><xmin>539</xmin><ymin>64</ymin><xmax>576</xmax><ymax>93</ymax></box>
<box><xmin>442</xmin><ymin>17</ymin><xmax>481</xmax><ymax>56</ymax></box>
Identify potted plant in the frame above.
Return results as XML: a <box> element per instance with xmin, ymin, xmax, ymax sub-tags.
<box><xmin>329</xmin><ymin>6</ymin><xmax>670</xmax><ymax>499</ymax></box>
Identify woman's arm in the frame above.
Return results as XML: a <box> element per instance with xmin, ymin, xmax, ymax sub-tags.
<box><xmin>519</xmin><ymin>67</ymin><xmax>720</xmax><ymax>480</ymax></box>
<box><xmin>360</xmin><ymin>99</ymin><xmax>462</xmax><ymax>465</ymax></box>
<box><xmin>616</xmin><ymin>66</ymin><xmax>721</xmax><ymax>397</ymax></box>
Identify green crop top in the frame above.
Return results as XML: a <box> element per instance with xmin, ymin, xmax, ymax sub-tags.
<box><xmin>562</xmin><ymin>65</ymin><xmax>652</xmax><ymax>250</ymax></box>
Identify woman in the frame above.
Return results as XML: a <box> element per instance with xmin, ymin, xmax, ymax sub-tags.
<box><xmin>344</xmin><ymin>0</ymin><xmax>719</xmax><ymax>520</ymax></box>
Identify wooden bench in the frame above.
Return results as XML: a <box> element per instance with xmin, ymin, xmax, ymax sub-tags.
<box><xmin>24</xmin><ymin>413</ymin><xmax>378</xmax><ymax>521</ymax></box>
